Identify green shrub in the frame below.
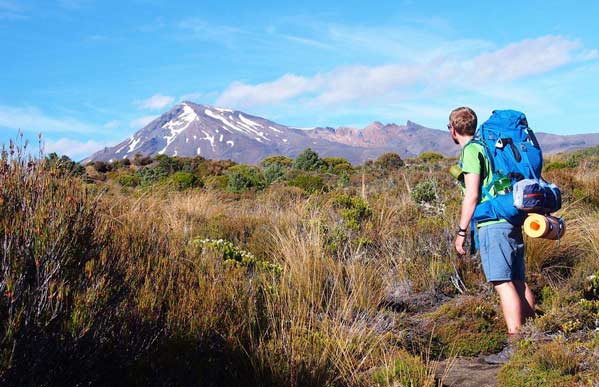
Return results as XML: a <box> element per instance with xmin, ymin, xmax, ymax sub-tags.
<box><xmin>332</xmin><ymin>193</ymin><xmax>372</xmax><ymax>231</ymax></box>
<box><xmin>260</xmin><ymin>155</ymin><xmax>293</xmax><ymax>169</ymax></box>
<box><xmin>417</xmin><ymin>151</ymin><xmax>444</xmax><ymax>162</ymax></box>
<box><xmin>425</xmin><ymin>296</ymin><xmax>506</xmax><ymax>357</ymax></box>
<box><xmin>226</xmin><ymin>164</ymin><xmax>265</xmax><ymax>193</ymax></box>
<box><xmin>293</xmin><ymin>148</ymin><xmax>325</xmax><ymax>171</ymax></box>
<box><xmin>372</xmin><ymin>350</ymin><xmax>433</xmax><ymax>386</ymax></box>
<box><xmin>204</xmin><ymin>175</ymin><xmax>229</xmax><ymax>190</ymax></box>
<box><xmin>154</xmin><ymin>154</ymin><xmax>183</xmax><ymax>174</ymax></box>
<box><xmin>534</xmin><ymin>302</ymin><xmax>596</xmax><ymax>335</ymax></box>
<box><xmin>374</xmin><ymin>152</ymin><xmax>404</xmax><ymax>170</ymax></box>
<box><xmin>561</xmin><ymin>145</ymin><xmax>599</xmax><ymax>169</ymax></box>
<box><xmin>194</xmin><ymin>238</ymin><xmax>281</xmax><ymax>274</ymax></box>
<box><xmin>322</xmin><ymin>157</ymin><xmax>351</xmax><ymax>168</ymax></box>
<box><xmin>264</xmin><ymin>162</ymin><xmax>286</xmax><ymax>184</ymax></box>
<box><xmin>543</xmin><ymin>161</ymin><xmax>570</xmax><ymax>172</ymax></box>
<box><xmin>117</xmin><ymin>174</ymin><xmax>141</xmax><ymax>187</ymax></box>
<box><xmin>288</xmin><ymin>173</ymin><xmax>326</xmax><ymax>193</ymax></box>
<box><xmin>322</xmin><ymin>157</ymin><xmax>353</xmax><ymax>176</ymax></box>
<box><xmin>169</xmin><ymin>171</ymin><xmax>201</xmax><ymax>190</ymax></box>
<box><xmin>498</xmin><ymin>339</ymin><xmax>582</xmax><ymax>387</ymax></box>
<box><xmin>332</xmin><ymin>163</ymin><xmax>353</xmax><ymax>176</ymax></box>
<box><xmin>136</xmin><ymin>167</ymin><xmax>169</xmax><ymax>186</ymax></box>
<box><xmin>411</xmin><ymin>179</ymin><xmax>438</xmax><ymax>204</ymax></box>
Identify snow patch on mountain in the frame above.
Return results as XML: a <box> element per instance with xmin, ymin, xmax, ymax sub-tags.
<box><xmin>128</xmin><ymin>137</ymin><xmax>141</xmax><ymax>153</ymax></box>
<box><xmin>159</xmin><ymin>103</ymin><xmax>198</xmax><ymax>154</ymax></box>
<box><xmin>201</xmin><ymin>130</ymin><xmax>216</xmax><ymax>151</ymax></box>
<box><xmin>204</xmin><ymin>109</ymin><xmax>245</xmax><ymax>134</ymax></box>
<box><xmin>116</xmin><ymin>141</ymin><xmax>128</xmax><ymax>154</ymax></box>
<box><xmin>239</xmin><ymin>114</ymin><xmax>261</xmax><ymax>129</ymax></box>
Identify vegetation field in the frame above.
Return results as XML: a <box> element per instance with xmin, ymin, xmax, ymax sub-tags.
<box><xmin>1</xmin><ymin>139</ymin><xmax>598</xmax><ymax>386</ymax></box>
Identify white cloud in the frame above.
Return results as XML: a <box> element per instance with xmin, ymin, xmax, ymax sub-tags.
<box><xmin>129</xmin><ymin>115</ymin><xmax>157</xmax><ymax>129</ymax></box>
<box><xmin>0</xmin><ymin>105</ymin><xmax>98</xmax><ymax>134</ymax></box>
<box><xmin>136</xmin><ymin>94</ymin><xmax>175</xmax><ymax>110</ymax></box>
<box><xmin>43</xmin><ymin>137</ymin><xmax>115</xmax><ymax>161</ymax></box>
<box><xmin>217</xmin><ymin>74</ymin><xmax>320</xmax><ymax>107</ymax></box>
<box><xmin>464</xmin><ymin>36</ymin><xmax>590</xmax><ymax>83</ymax></box>
<box><xmin>215</xmin><ymin>35</ymin><xmax>597</xmax><ymax>110</ymax></box>
<box><xmin>103</xmin><ymin>120</ymin><xmax>121</xmax><ymax>129</ymax></box>
<box><xmin>282</xmin><ymin>34</ymin><xmax>332</xmax><ymax>49</ymax></box>
<box><xmin>177</xmin><ymin>18</ymin><xmax>246</xmax><ymax>49</ymax></box>
<box><xmin>313</xmin><ymin>64</ymin><xmax>424</xmax><ymax>105</ymax></box>
<box><xmin>179</xmin><ymin>92</ymin><xmax>208</xmax><ymax>103</ymax></box>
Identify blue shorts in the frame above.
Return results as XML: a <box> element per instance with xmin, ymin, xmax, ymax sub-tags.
<box><xmin>478</xmin><ymin>222</ymin><xmax>526</xmax><ymax>282</ymax></box>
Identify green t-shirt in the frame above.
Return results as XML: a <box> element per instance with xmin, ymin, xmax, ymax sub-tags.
<box><xmin>459</xmin><ymin>142</ymin><xmax>506</xmax><ymax>227</ymax></box>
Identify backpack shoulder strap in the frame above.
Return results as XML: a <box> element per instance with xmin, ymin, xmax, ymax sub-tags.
<box><xmin>464</xmin><ymin>137</ymin><xmax>496</xmax><ymax>202</ymax></box>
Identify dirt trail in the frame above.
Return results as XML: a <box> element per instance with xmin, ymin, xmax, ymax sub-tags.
<box><xmin>436</xmin><ymin>357</ymin><xmax>501</xmax><ymax>387</ymax></box>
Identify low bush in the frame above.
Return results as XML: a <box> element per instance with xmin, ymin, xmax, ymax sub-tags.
<box><xmin>371</xmin><ymin>350</ymin><xmax>435</xmax><ymax>387</ymax></box>
<box><xmin>117</xmin><ymin>174</ymin><xmax>141</xmax><ymax>187</ymax></box>
<box><xmin>168</xmin><ymin>171</ymin><xmax>202</xmax><ymax>190</ymax></box>
<box><xmin>204</xmin><ymin>175</ymin><xmax>229</xmax><ymax>190</ymax></box>
<box><xmin>375</xmin><ymin>152</ymin><xmax>404</xmax><ymax>170</ymax></box>
<box><xmin>411</xmin><ymin>179</ymin><xmax>438</xmax><ymax>204</ymax></box>
<box><xmin>288</xmin><ymin>173</ymin><xmax>326</xmax><ymax>193</ymax></box>
<box><xmin>136</xmin><ymin>166</ymin><xmax>169</xmax><ymax>186</ymax></box>
<box><xmin>498</xmin><ymin>339</ymin><xmax>588</xmax><ymax>387</ymax></box>
<box><xmin>264</xmin><ymin>162</ymin><xmax>286</xmax><ymax>184</ymax></box>
<box><xmin>543</xmin><ymin>161</ymin><xmax>570</xmax><ymax>172</ymax></box>
<box><xmin>226</xmin><ymin>164</ymin><xmax>265</xmax><ymax>193</ymax></box>
<box><xmin>293</xmin><ymin>148</ymin><xmax>325</xmax><ymax>171</ymax></box>
<box><xmin>424</xmin><ymin>296</ymin><xmax>506</xmax><ymax>357</ymax></box>
<box><xmin>260</xmin><ymin>155</ymin><xmax>293</xmax><ymax>169</ymax></box>
<box><xmin>332</xmin><ymin>193</ymin><xmax>372</xmax><ymax>231</ymax></box>
<box><xmin>417</xmin><ymin>151</ymin><xmax>445</xmax><ymax>162</ymax></box>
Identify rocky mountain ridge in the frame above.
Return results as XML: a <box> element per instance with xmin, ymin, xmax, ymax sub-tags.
<box><xmin>85</xmin><ymin>102</ymin><xmax>599</xmax><ymax>165</ymax></box>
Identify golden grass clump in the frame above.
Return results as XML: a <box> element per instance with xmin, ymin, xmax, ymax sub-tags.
<box><xmin>2</xmin><ymin>141</ymin><xmax>599</xmax><ymax>386</ymax></box>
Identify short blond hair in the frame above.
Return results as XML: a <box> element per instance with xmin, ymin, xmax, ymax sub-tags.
<box><xmin>449</xmin><ymin>107</ymin><xmax>477</xmax><ymax>136</ymax></box>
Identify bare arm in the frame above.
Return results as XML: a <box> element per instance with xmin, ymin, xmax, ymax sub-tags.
<box><xmin>455</xmin><ymin>172</ymin><xmax>480</xmax><ymax>255</ymax></box>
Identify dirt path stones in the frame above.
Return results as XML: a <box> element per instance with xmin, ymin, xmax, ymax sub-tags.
<box><xmin>436</xmin><ymin>357</ymin><xmax>501</xmax><ymax>387</ymax></box>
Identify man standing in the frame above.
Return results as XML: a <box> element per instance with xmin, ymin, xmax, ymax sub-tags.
<box><xmin>449</xmin><ymin>106</ymin><xmax>535</xmax><ymax>364</ymax></box>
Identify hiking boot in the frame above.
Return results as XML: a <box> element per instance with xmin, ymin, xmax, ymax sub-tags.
<box><xmin>483</xmin><ymin>344</ymin><xmax>516</xmax><ymax>365</ymax></box>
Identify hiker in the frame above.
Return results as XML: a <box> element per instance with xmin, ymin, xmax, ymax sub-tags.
<box><xmin>448</xmin><ymin>106</ymin><xmax>535</xmax><ymax>364</ymax></box>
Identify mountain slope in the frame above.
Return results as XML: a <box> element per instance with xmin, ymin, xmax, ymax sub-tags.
<box><xmin>85</xmin><ymin>102</ymin><xmax>599</xmax><ymax>165</ymax></box>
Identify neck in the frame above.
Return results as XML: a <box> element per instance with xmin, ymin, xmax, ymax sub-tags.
<box><xmin>458</xmin><ymin>135</ymin><xmax>474</xmax><ymax>147</ymax></box>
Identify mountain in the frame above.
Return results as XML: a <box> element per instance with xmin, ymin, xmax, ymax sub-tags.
<box><xmin>85</xmin><ymin>102</ymin><xmax>599</xmax><ymax>165</ymax></box>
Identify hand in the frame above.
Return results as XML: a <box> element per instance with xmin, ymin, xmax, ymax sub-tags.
<box><xmin>454</xmin><ymin>234</ymin><xmax>466</xmax><ymax>255</ymax></box>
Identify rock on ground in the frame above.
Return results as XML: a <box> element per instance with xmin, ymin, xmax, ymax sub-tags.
<box><xmin>436</xmin><ymin>357</ymin><xmax>500</xmax><ymax>387</ymax></box>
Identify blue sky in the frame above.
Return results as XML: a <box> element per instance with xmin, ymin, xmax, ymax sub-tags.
<box><xmin>1</xmin><ymin>0</ymin><xmax>598</xmax><ymax>159</ymax></box>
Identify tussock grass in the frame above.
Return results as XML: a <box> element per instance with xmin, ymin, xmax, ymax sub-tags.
<box><xmin>2</xmin><ymin>141</ymin><xmax>599</xmax><ymax>385</ymax></box>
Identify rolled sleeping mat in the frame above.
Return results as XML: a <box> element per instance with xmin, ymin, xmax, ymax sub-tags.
<box><xmin>449</xmin><ymin>165</ymin><xmax>464</xmax><ymax>180</ymax></box>
<box><xmin>523</xmin><ymin>214</ymin><xmax>565</xmax><ymax>240</ymax></box>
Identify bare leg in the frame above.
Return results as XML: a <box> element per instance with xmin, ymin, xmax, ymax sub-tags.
<box><xmin>514</xmin><ymin>280</ymin><xmax>535</xmax><ymax>320</ymax></box>
<box><xmin>492</xmin><ymin>280</ymin><xmax>524</xmax><ymax>334</ymax></box>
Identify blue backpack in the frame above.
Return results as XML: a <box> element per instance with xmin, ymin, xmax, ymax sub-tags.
<box><xmin>465</xmin><ymin>110</ymin><xmax>562</xmax><ymax>250</ymax></box>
